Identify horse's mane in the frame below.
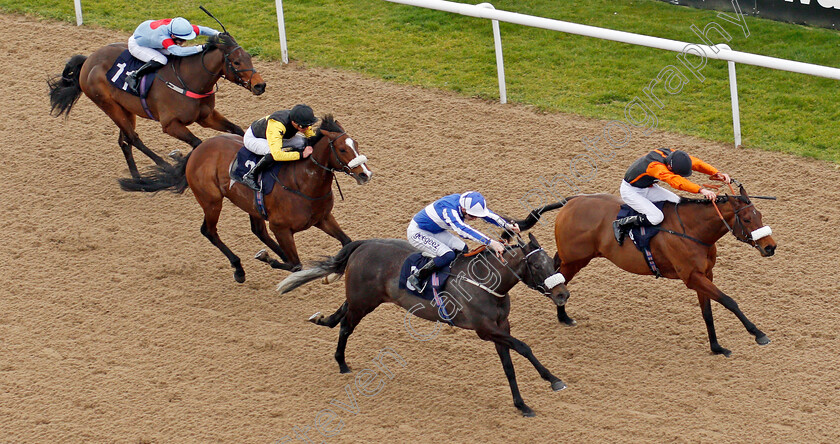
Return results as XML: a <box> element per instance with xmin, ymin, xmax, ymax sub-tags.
<box><xmin>206</xmin><ymin>33</ymin><xmax>236</xmax><ymax>50</ymax></box>
<box><xmin>307</xmin><ymin>115</ymin><xmax>341</xmax><ymax>145</ymax></box>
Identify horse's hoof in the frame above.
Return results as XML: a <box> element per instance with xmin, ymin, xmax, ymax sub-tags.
<box><xmin>308</xmin><ymin>312</ymin><xmax>323</xmax><ymax>323</ymax></box>
<box><xmin>254</xmin><ymin>249</ymin><xmax>269</xmax><ymax>261</ymax></box>
<box><xmin>290</xmin><ymin>264</ymin><xmax>303</xmax><ymax>272</ymax></box>
<box><xmin>712</xmin><ymin>347</ymin><xmax>732</xmax><ymax>358</ymax></box>
<box><xmin>234</xmin><ymin>269</ymin><xmax>246</xmax><ymax>283</ymax></box>
<box><xmin>563</xmin><ymin>319</ymin><xmax>577</xmax><ymax>327</ymax></box>
<box><xmin>168</xmin><ymin>150</ymin><xmax>182</xmax><ymax>159</ymax></box>
<box><xmin>322</xmin><ymin>273</ymin><xmax>342</xmax><ymax>284</ymax></box>
<box><xmin>518</xmin><ymin>406</ymin><xmax>536</xmax><ymax>417</ymax></box>
<box><xmin>339</xmin><ymin>366</ymin><xmax>352</xmax><ymax>374</ymax></box>
<box><xmin>756</xmin><ymin>335</ymin><xmax>771</xmax><ymax>345</ymax></box>
<box><xmin>551</xmin><ymin>380</ymin><xmax>567</xmax><ymax>391</ymax></box>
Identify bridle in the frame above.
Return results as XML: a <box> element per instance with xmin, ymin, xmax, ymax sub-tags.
<box><xmin>308</xmin><ymin>131</ymin><xmax>368</xmax><ymax>177</ymax></box>
<box><xmin>495</xmin><ymin>239</ymin><xmax>565</xmax><ymax>298</ymax></box>
<box><xmin>710</xmin><ymin>181</ymin><xmax>770</xmax><ymax>249</ymax></box>
<box><xmin>200</xmin><ymin>37</ymin><xmax>257</xmax><ymax>89</ymax></box>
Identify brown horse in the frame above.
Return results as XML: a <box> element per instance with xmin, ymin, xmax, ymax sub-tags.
<box><xmin>118</xmin><ymin>115</ymin><xmax>372</xmax><ymax>282</ymax></box>
<box><xmin>277</xmin><ymin>234</ymin><xmax>570</xmax><ymax>417</ymax></box>
<box><xmin>514</xmin><ymin>183</ymin><xmax>776</xmax><ymax>357</ymax></box>
<box><xmin>48</xmin><ymin>33</ymin><xmax>265</xmax><ymax>177</ymax></box>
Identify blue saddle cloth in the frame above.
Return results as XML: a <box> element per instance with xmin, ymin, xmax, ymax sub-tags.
<box><xmin>230</xmin><ymin>147</ymin><xmax>282</xmax><ymax>195</ymax></box>
<box><xmin>106</xmin><ymin>50</ymin><xmax>159</xmax><ymax>98</ymax></box>
<box><xmin>616</xmin><ymin>202</ymin><xmax>667</xmax><ymax>252</ymax></box>
<box><xmin>398</xmin><ymin>253</ymin><xmax>452</xmax><ymax>300</ymax></box>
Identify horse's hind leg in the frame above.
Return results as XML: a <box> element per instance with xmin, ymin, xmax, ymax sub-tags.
<box><xmin>95</xmin><ymin>100</ymin><xmax>168</xmax><ymax>169</ymax></box>
<box><xmin>197</xmin><ymin>196</ymin><xmax>245</xmax><ymax>283</ymax></box>
<box><xmin>334</xmin><ymin>302</ymin><xmax>380</xmax><ymax>374</ymax></box>
<box><xmin>309</xmin><ymin>301</ymin><xmax>348</xmax><ymax>328</ymax></box>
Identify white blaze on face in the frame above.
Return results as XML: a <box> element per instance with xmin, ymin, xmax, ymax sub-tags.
<box><xmin>751</xmin><ymin>226</ymin><xmax>772</xmax><ymax>241</ymax></box>
<box><xmin>345</xmin><ymin>138</ymin><xmax>371</xmax><ymax>177</ymax></box>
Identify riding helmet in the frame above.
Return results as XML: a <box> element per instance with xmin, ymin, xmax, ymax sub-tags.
<box><xmin>290</xmin><ymin>104</ymin><xmax>318</xmax><ymax>127</ymax></box>
<box><xmin>460</xmin><ymin>191</ymin><xmax>490</xmax><ymax>218</ymax></box>
<box><xmin>170</xmin><ymin>17</ymin><xmax>197</xmax><ymax>40</ymax></box>
<box><xmin>665</xmin><ymin>150</ymin><xmax>693</xmax><ymax>177</ymax></box>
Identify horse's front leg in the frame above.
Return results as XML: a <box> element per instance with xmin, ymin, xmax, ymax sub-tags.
<box><xmin>685</xmin><ymin>271</ymin><xmax>769</xmax><ymax>357</ymax></box>
<box><xmin>161</xmin><ymin>119</ymin><xmax>203</xmax><ymax>148</ymax></box>
<box><xmin>266</xmin><ymin>224</ymin><xmax>302</xmax><ymax>272</ymax></box>
<box><xmin>197</xmin><ymin>109</ymin><xmax>245</xmax><ymax>136</ymax></box>
<box><xmin>315</xmin><ymin>213</ymin><xmax>352</xmax><ymax>246</ymax></box>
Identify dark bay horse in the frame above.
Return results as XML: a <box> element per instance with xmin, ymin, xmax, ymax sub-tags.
<box><xmin>277</xmin><ymin>234</ymin><xmax>570</xmax><ymax>417</ymax></box>
<box><xmin>118</xmin><ymin>115</ymin><xmax>371</xmax><ymax>282</ymax></box>
<box><xmin>48</xmin><ymin>33</ymin><xmax>265</xmax><ymax>177</ymax></box>
<box><xmin>515</xmin><ymin>183</ymin><xmax>776</xmax><ymax>357</ymax></box>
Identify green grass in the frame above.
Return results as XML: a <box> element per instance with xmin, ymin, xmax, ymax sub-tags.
<box><xmin>6</xmin><ymin>0</ymin><xmax>840</xmax><ymax>162</ymax></box>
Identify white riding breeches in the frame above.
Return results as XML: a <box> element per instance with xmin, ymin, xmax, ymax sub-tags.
<box><xmin>619</xmin><ymin>180</ymin><xmax>681</xmax><ymax>225</ymax></box>
<box><xmin>243</xmin><ymin>128</ymin><xmax>271</xmax><ymax>156</ymax></box>
<box><xmin>407</xmin><ymin>220</ymin><xmax>466</xmax><ymax>257</ymax></box>
<box><xmin>127</xmin><ymin>36</ymin><xmax>170</xmax><ymax>64</ymax></box>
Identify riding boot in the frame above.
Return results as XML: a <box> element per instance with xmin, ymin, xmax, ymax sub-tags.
<box><xmin>126</xmin><ymin>60</ymin><xmax>164</xmax><ymax>93</ymax></box>
<box><xmin>407</xmin><ymin>259</ymin><xmax>437</xmax><ymax>293</ymax></box>
<box><xmin>241</xmin><ymin>154</ymin><xmax>275</xmax><ymax>191</ymax></box>
<box><xmin>613</xmin><ymin>214</ymin><xmax>649</xmax><ymax>246</ymax></box>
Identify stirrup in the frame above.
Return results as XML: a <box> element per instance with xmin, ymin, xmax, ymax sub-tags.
<box><xmin>240</xmin><ymin>175</ymin><xmax>261</xmax><ymax>192</ymax></box>
<box><xmin>407</xmin><ymin>273</ymin><xmax>427</xmax><ymax>292</ymax></box>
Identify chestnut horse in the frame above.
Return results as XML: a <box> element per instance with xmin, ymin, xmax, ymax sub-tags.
<box><xmin>515</xmin><ymin>183</ymin><xmax>776</xmax><ymax>357</ymax></box>
<box><xmin>277</xmin><ymin>234</ymin><xmax>570</xmax><ymax>417</ymax></box>
<box><xmin>48</xmin><ymin>33</ymin><xmax>265</xmax><ymax>177</ymax></box>
<box><xmin>118</xmin><ymin>115</ymin><xmax>372</xmax><ymax>282</ymax></box>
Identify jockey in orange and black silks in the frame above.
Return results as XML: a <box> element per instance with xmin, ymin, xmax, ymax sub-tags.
<box><xmin>239</xmin><ymin>104</ymin><xmax>319</xmax><ymax>191</ymax></box>
<box><xmin>125</xmin><ymin>17</ymin><xmax>221</xmax><ymax>93</ymax></box>
<box><xmin>614</xmin><ymin>148</ymin><xmax>731</xmax><ymax>245</ymax></box>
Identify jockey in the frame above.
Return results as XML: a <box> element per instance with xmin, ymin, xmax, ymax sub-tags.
<box><xmin>614</xmin><ymin>148</ymin><xmax>731</xmax><ymax>245</ymax></box>
<box><xmin>240</xmin><ymin>104</ymin><xmax>319</xmax><ymax>191</ymax></box>
<box><xmin>407</xmin><ymin>191</ymin><xmax>520</xmax><ymax>292</ymax></box>
<box><xmin>125</xmin><ymin>17</ymin><xmax>220</xmax><ymax>93</ymax></box>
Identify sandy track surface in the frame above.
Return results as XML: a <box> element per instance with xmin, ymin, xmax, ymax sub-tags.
<box><xmin>1</xmin><ymin>13</ymin><xmax>839</xmax><ymax>443</ymax></box>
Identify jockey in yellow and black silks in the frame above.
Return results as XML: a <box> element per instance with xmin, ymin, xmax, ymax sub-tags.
<box><xmin>240</xmin><ymin>104</ymin><xmax>319</xmax><ymax>191</ymax></box>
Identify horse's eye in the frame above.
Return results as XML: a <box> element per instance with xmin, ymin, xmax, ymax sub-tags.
<box><xmin>233</xmin><ymin>61</ymin><xmax>241</xmax><ymax>66</ymax></box>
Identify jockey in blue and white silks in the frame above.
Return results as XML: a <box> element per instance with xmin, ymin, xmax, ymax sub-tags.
<box><xmin>406</xmin><ymin>191</ymin><xmax>520</xmax><ymax>291</ymax></box>
<box><xmin>125</xmin><ymin>17</ymin><xmax>220</xmax><ymax>93</ymax></box>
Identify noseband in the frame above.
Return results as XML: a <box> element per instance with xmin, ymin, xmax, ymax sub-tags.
<box><xmin>308</xmin><ymin>132</ymin><xmax>367</xmax><ymax>177</ymax></box>
<box><xmin>497</xmin><ymin>244</ymin><xmax>564</xmax><ymax>297</ymax></box>
<box><xmin>201</xmin><ymin>42</ymin><xmax>257</xmax><ymax>89</ymax></box>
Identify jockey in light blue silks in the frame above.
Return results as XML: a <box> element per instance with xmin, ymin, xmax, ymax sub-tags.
<box><xmin>407</xmin><ymin>191</ymin><xmax>520</xmax><ymax>292</ymax></box>
<box><xmin>125</xmin><ymin>17</ymin><xmax>220</xmax><ymax>93</ymax></box>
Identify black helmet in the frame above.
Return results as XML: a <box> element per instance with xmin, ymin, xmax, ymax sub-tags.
<box><xmin>665</xmin><ymin>150</ymin><xmax>692</xmax><ymax>177</ymax></box>
<box><xmin>290</xmin><ymin>104</ymin><xmax>317</xmax><ymax>127</ymax></box>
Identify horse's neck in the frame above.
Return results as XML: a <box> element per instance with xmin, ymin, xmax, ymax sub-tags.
<box><xmin>452</xmin><ymin>252</ymin><xmax>522</xmax><ymax>296</ymax></box>
<box><xmin>177</xmin><ymin>49</ymin><xmax>223</xmax><ymax>92</ymax></box>
<box><xmin>676</xmin><ymin>202</ymin><xmax>733</xmax><ymax>244</ymax></box>
<box><xmin>293</xmin><ymin>140</ymin><xmax>333</xmax><ymax>194</ymax></box>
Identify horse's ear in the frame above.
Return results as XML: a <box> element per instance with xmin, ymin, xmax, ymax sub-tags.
<box><xmin>528</xmin><ymin>232</ymin><xmax>539</xmax><ymax>248</ymax></box>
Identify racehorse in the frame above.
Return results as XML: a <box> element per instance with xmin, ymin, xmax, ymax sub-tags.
<box><xmin>48</xmin><ymin>32</ymin><xmax>265</xmax><ymax>178</ymax></box>
<box><xmin>118</xmin><ymin>115</ymin><xmax>371</xmax><ymax>282</ymax></box>
<box><xmin>277</xmin><ymin>233</ymin><xmax>570</xmax><ymax>417</ymax></box>
<box><xmin>513</xmin><ymin>182</ymin><xmax>776</xmax><ymax>357</ymax></box>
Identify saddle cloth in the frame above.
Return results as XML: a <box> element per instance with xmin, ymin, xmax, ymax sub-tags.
<box><xmin>398</xmin><ymin>253</ymin><xmax>452</xmax><ymax>300</ymax></box>
<box><xmin>106</xmin><ymin>50</ymin><xmax>159</xmax><ymax>98</ymax></box>
<box><xmin>616</xmin><ymin>202</ymin><xmax>666</xmax><ymax>277</ymax></box>
<box><xmin>229</xmin><ymin>147</ymin><xmax>282</xmax><ymax>195</ymax></box>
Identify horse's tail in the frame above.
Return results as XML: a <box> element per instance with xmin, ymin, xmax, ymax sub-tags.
<box><xmin>276</xmin><ymin>240</ymin><xmax>368</xmax><ymax>294</ymax></box>
<box><xmin>117</xmin><ymin>150</ymin><xmax>193</xmax><ymax>193</ymax></box>
<box><xmin>48</xmin><ymin>55</ymin><xmax>87</xmax><ymax>118</ymax></box>
<box><xmin>503</xmin><ymin>198</ymin><xmax>576</xmax><ymax>240</ymax></box>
